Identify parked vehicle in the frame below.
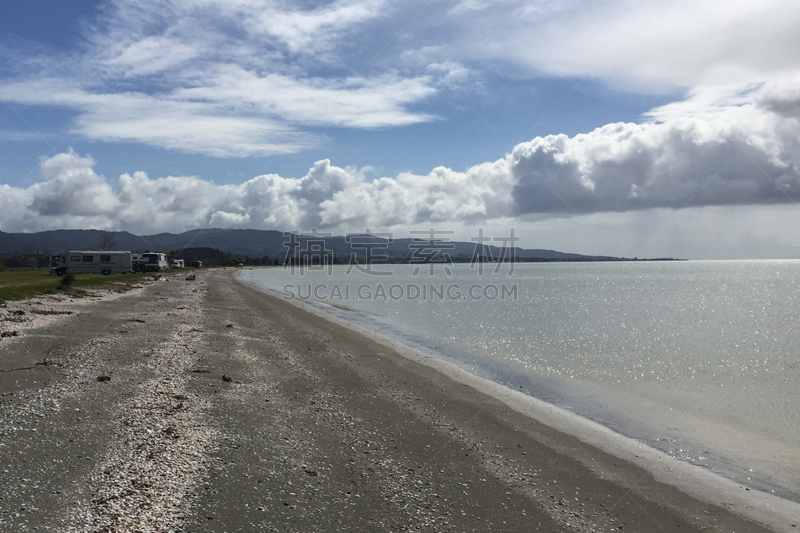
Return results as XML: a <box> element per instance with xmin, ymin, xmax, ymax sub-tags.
<box><xmin>50</xmin><ymin>250</ymin><xmax>133</xmax><ymax>276</ymax></box>
<box><xmin>130</xmin><ymin>253</ymin><xmax>143</xmax><ymax>272</ymax></box>
<box><xmin>140</xmin><ymin>252</ymin><xmax>168</xmax><ymax>272</ymax></box>
<box><xmin>171</xmin><ymin>259</ymin><xmax>185</xmax><ymax>269</ymax></box>
<box><xmin>190</xmin><ymin>260</ymin><xmax>203</xmax><ymax>268</ymax></box>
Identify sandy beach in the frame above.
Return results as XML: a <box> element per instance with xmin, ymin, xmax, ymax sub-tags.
<box><xmin>0</xmin><ymin>268</ymin><xmax>795</xmax><ymax>532</ymax></box>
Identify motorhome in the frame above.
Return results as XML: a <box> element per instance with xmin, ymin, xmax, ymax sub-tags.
<box><xmin>140</xmin><ymin>252</ymin><xmax>168</xmax><ymax>272</ymax></box>
<box><xmin>171</xmin><ymin>259</ymin><xmax>185</xmax><ymax>269</ymax></box>
<box><xmin>50</xmin><ymin>250</ymin><xmax>133</xmax><ymax>276</ymax></box>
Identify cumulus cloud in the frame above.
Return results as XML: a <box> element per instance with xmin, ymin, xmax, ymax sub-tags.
<box><xmin>0</xmin><ymin>80</ymin><xmax>800</xmax><ymax>245</ymax></box>
<box><xmin>0</xmin><ymin>150</ymin><xmax>120</xmax><ymax>232</ymax></box>
<box><xmin>511</xmin><ymin>81</ymin><xmax>800</xmax><ymax>214</ymax></box>
<box><xmin>31</xmin><ymin>151</ymin><xmax>118</xmax><ymax>217</ymax></box>
<box><xmin>2</xmin><ymin>78</ymin><xmax>799</xmax><ymax>240</ymax></box>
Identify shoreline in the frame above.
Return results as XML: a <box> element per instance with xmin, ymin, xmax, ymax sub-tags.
<box><xmin>0</xmin><ymin>268</ymin><xmax>796</xmax><ymax>531</ymax></box>
<box><xmin>238</xmin><ymin>263</ymin><xmax>800</xmax><ymax>503</ymax></box>
<box><xmin>237</xmin><ymin>270</ymin><xmax>800</xmax><ymax>532</ymax></box>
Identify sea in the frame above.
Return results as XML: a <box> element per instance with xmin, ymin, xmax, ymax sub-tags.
<box><xmin>239</xmin><ymin>260</ymin><xmax>800</xmax><ymax>502</ymax></box>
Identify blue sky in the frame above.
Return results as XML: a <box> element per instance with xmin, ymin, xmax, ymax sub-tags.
<box><xmin>1</xmin><ymin>0</ymin><xmax>800</xmax><ymax>259</ymax></box>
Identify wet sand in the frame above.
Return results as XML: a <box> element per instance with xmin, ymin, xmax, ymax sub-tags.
<box><xmin>0</xmin><ymin>268</ymin><xmax>796</xmax><ymax>531</ymax></box>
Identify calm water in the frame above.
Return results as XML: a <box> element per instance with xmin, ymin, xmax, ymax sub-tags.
<box><xmin>239</xmin><ymin>261</ymin><xmax>800</xmax><ymax>500</ymax></box>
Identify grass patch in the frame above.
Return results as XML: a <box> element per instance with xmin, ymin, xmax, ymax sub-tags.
<box><xmin>0</xmin><ymin>269</ymin><xmax>152</xmax><ymax>303</ymax></box>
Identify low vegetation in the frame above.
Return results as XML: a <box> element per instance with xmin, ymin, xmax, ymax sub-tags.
<box><xmin>57</xmin><ymin>273</ymin><xmax>76</xmax><ymax>290</ymax></box>
<box><xmin>0</xmin><ymin>269</ymin><xmax>151</xmax><ymax>303</ymax></box>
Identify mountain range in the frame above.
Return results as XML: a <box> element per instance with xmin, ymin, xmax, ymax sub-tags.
<box><xmin>0</xmin><ymin>228</ymin><xmax>641</xmax><ymax>261</ymax></box>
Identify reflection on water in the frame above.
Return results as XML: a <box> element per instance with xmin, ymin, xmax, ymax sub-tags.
<box><xmin>240</xmin><ymin>260</ymin><xmax>800</xmax><ymax>500</ymax></box>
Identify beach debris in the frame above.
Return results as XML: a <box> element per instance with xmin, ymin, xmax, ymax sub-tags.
<box><xmin>97</xmin><ymin>375</ymin><xmax>112</xmax><ymax>382</ymax></box>
<box><xmin>185</xmin><ymin>274</ymin><xmax>196</xmax><ymax>281</ymax></box>
<box><xmin>0</xmin><ymin>331</ymin><xmax>19</xmax><ymax>338</ymax></box>
<box><xmin>226</xmin><ymin>323</ymin><xmax>234</xmax><ymax>328</ymax></box>
<box><xmin>49</xmin><ymin>274</ymin><xmax>215</xmax><ymax>532</ymax></box>
<box><xmin>221</xmin><ymin>374</ymin><xmax>233</xmax><ymax>382</ymax></box>
<box><xmin>5</xmin><ymin>311</ymin><xmax>27</xmax><ymax>322</ymax></box>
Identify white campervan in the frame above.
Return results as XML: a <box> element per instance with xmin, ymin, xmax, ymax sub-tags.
<box><xmin>50</xmin><ymin>250</ymin><xmax>133</xmax><ymax>276</ymax></box>
<box><xmin>140</xmin><ymin>252</ymin><xmax>168</xmax><ymax>272</ymax></box>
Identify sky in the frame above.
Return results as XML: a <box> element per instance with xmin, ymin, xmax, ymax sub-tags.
<box><xmin>1</xmin><ymin>0</ymin><xmax>799</xmax><ymax>259</ymax></box>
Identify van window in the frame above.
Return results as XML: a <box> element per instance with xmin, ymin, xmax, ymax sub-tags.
<box><xmin>100</xmin><ymin>255</ymin><xmax>111</xmax><ymax>262</ymax></box>
<box><xmin>83</xmin><ymin>255</ymin><xmax>94</xmax><ymax>262</ymax></box>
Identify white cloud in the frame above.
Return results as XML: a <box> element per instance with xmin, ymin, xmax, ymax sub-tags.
<box><xmin>0</xmin><ymin>184</ymin><xmax>34</xmax><ymax>233</ymax></box>
<box><xmin>7</xmin><ymin>146</ymin><xmax>800</xmax><ymax>259</ymax></box>
<box><xmin>0</xmin><ymin>70</ymin><xmax>438</xmax><ymax>156</ymax></box>
<box><xmin>2</xmin><ymin>0</ymin><xmax>800</xmax><ymax>260</ymax></box>
<box><xmin>314</xmin><ymin>157</ymin><xmax>515</xmax><ymax>228</ymax></box>
<box><xmin>5</xmin><ymin>0</ymin><xmax>797</xmax><ymax>160</ymax></box>
<box><xmin>0</xmin><ymin>147</ymin><xmax>514</xmax><ymax>235</ymax></box>
<box><xmin>0</xmin><ymin>80</ymin><xmax>314</xmax><ymax>157</ymax></box>
<box><xmin>103</xmin><ymin>35</ymin><xmax>200</xmax><ymax>77</ymax></box>
<box><xmin>442</xmin><ymin>0</ymin><xmax>800</xmax><ymax>91</ymax></box>
<box><xmin>77</xmin><ymin>93</ymin><xmax>313</xmax><ymax>157</ymax></box>
<box><xmin>0</xmin><ymin>150</ymin><xmax>120</xmax><ymax>232</ymax></box>
<box><xmin>510</xmin><ymin>81</ymin><xmax>800</xmax><ymax>214</ymax></box>
<box><xmin>209</xmin><ymin>211</ymin><xmax>251</xmax><ymax>226</ymax></box>
<box><xmin>247</xmin><ymin>0</ymin><xmax>387</xmax><ymax>54</ymax></box>
<box><xmin>174</xmin><ymin>66</ymin><xmax>438</xmax><ymax>128</ymax></box>
<box><xmin>0</xmin><ymin>0</ymin><xmax>440</xmax><ymax>157</ymax></box>
<box><xmin>1</xmin><ymin>79</ymin><xmax>798</xmax><ymax>254</ymax></box>
<box><xmin>30</xmin><ymin>150</ymin><xmax>118</xmax><ymax>217</ymax></box>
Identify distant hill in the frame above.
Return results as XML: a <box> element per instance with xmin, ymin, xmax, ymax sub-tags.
<box><xmin>0</xmin><ymin>228</ymin><xmax>660</xmax><ymax>262</ymax></box>
<box><xmin>0</xmin><ymin>229</ymin><xmax>285</xmax><ymax>257</ymax></box>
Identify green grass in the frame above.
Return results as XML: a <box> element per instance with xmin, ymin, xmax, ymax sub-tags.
<box><xmin>0</xmin><ymin>269</ymin><xmax>152</xmax><ymax>303</ymax></box>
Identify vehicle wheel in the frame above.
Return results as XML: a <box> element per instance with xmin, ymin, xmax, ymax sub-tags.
<box><xmin>102</xmin><ymin>270</ymin><xmax>111</xmax><ymax>276</ymax></box>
